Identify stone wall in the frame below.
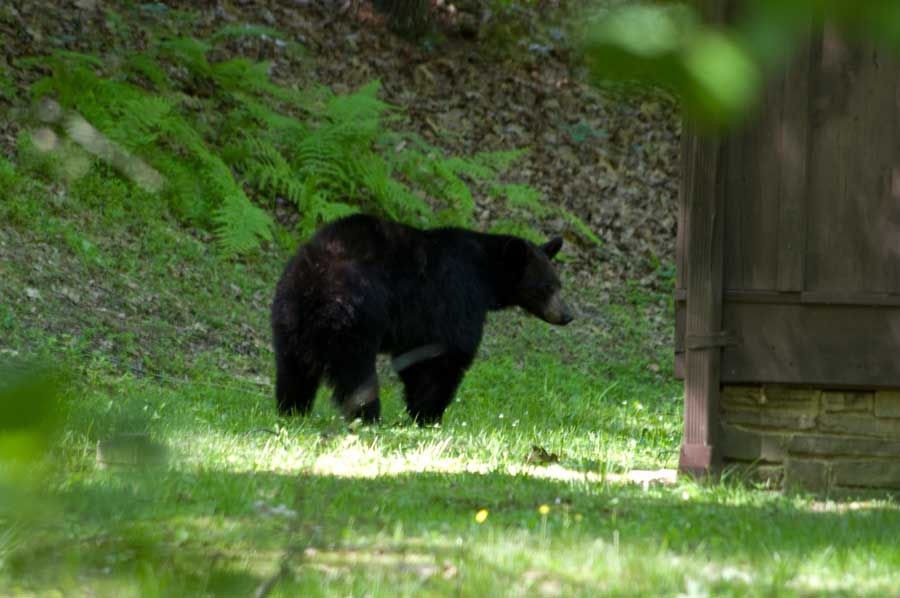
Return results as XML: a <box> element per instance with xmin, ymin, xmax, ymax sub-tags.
<box><xmin>720</xmin><ymin>386</ymin><xmax>900</xmax><ymax>495</ymax></box>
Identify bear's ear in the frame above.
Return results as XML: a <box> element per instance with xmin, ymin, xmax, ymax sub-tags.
<box><xmin>541</xmin><ymin>237</ymin><xmax>563</xmax><ymax>259</ymax></box>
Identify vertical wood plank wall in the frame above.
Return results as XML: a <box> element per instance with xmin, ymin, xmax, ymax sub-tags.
<box><xmin>676</xmin><ymin>15</ymin><xmax>900</xmax><ymax>473</ymax></box>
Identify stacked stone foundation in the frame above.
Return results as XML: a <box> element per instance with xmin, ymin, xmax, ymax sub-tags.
<box><xmin>720</xmin><ymin>386</ymin><xmax>900</xmax><ymax>495</ymax></box>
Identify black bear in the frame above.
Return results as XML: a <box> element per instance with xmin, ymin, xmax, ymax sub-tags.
<box><xmin>271</xmin><ymin>214</ymin><xmax>573</xmax><ymax>424</ymax></box>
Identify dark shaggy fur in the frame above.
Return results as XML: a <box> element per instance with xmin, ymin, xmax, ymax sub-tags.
<box><xmin>271</xmin><ymin>214</ymin><xmax>573</xmax><ymax>424</ymax></box>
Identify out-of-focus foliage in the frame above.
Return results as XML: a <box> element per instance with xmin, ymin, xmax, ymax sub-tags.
<box><xmin>0</xmin><ymin>362</ymin><xmax>62</xmax><ymax>462</ymax></box>
<box><xmin>578</xmin><ymin>0</ymin><xmax>900</xmax><ymax>127</ymax></box>
<box><xmin>0</xmin><ymin>362</ymin><xmax>64</xmax><ymax>521</ymax></box>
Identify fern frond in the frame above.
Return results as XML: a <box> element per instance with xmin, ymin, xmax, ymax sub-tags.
<box><xmin>211</xmin><ymin>24</ymin><xmax>286</xmax><ymax>43</ymax></box>
<box><xmin>325</xmin><ymin>81</ymin><xmax>392</xmax><ymax>123</ymax></box>
<box><xmin>430</xmin><ymin>159</ymin><xmax>475</xmax><ymax>225</ymax></box>
<box><xmin>159</xmin><ymin>37</ymin><xmax>213</xmax><ymax>79</ymax></box>
<box><xmin>233</xmin><ymin>137</ymin><xmax>306</xmax><ymax>205</ymax></box>
<box><xmin>214</xmin><ymin>190</ymin><xmax>274</xmax><ymax>256</ymax></box>
<box><xmin>211</xmin><ymin>25</ymin><xmax>305</xmax><ymax>56</ymax></box>
<box><xmin>19</xmin><ymin>50</ymin><xmax>103</xmax><ymax>70</ymax></box>
<box><xmin>124</xmin><ymin>52</ymin><xmax>170</xmax><ymax>89</ymax></box>
<box><xmin>355</xmin><ymin>157</ymin><xmax>427</xmax><ymax>220</ymax></box>
<box><xmin>488</xmin><ymin>218</ymin><xmax>546</xmax><ymax>244</ymax></box>
<box><xmin>491</xmin><ymin>183</ymin><xmax>548</xmax><ymax>216</ymax></box>
<box><xmin>314</xmin><ymin>201</ymin><xmax>360</xmax><ymax>224</ymax></box>
<box><xmin>295</xmin><ymin>185</ymin><xmax>361</xmax><ymax>236</ymax></box>
<box><xmin>442</xmin><ymin>156</ymin><xmax>494</xmax><ymax>181</ymax></box>
<box><xmin>211</xmin><ymin>59</ymin><xmax>275</xmax><ymax>95</ymax></box>
<box><xmin>470</xmin><ymin>149</ymin><xmax>526</xmax><ymax>172</ymax></box>
<box><xmin>29</xmin><ymin>53</ymin><xmax>102</xmax><ymax>106</ymax></box>
<box><xmin>293</xmin><ymin>128</ymin><xmax>354</xmax><ymax>193</ymax></box>
<box><xmin>559</xmin><ymin>207</ymin><xmax>603</xmax><ymax>246</ymax></box>
<box><xmin>227</xmin><ymin>94</ymin><xmax>308</xmax><ymax>140</ymax></box>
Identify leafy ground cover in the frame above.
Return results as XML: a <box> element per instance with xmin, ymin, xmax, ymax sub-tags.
<box><xmin>2</xmin><ymin>2</ymin><xmax>900</xmax><ymax>596</ymax></box>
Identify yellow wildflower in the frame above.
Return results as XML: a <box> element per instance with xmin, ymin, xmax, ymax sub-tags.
<box><xmin>475</xmin><ymin>509</ymin><xmax>489</xmax><ymax>523</ymax></box>
<box><xmin>538</xmin><ymin>504</ymin><xmax>550</xmax><ymax>516</ymax></box>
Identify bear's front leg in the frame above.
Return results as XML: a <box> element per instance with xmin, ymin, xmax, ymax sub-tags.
<box><xmin>398</xmin><ymin>351</ymin><xmax>474</xmax><ymax>425</ymax></box>
<box><xmin>275</xmin><ymin>357</ymin><xmax>323</xmax><ymax>416</ymax></box>
<box><xmin>327</xmin><ymin>348</ymin><xmax>381</xmax><ymax>423</ymax></box>
<box><xmin>273</xmin><ymin>329</ymin><xmax>323</xmax><ymax>416</ymax></box>
<box><xmin>334</xmin><ymin>375</ymin><xmax>380</xmax><ymax>423</ymax></box>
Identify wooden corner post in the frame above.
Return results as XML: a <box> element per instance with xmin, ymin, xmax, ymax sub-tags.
<box><xmin>679</xmin><ymin>125</ymin><xmax>725</xmax><ymax>477</ymax></box>
<box><xmin>678</xmin><ymin>0</ymin><xmax>729</xmax><ymax>478</ymax></box>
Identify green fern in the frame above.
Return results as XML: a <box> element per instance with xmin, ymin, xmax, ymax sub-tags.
<box><xmin>211</xmin><ymin>24</ymin><xmax>304</xmax><ymax>55</ymax></box>
<box><xmin>158</xmin><ymin>37</ymin><xmax>213</xmax><ymax>79</ymax></box>
<box><xmin>211</xmin><ymin>24</ymin><xmax>285</xmax><ymax>43</ymax></box>
<box><xmin>227</xmin><ymin>94</ymin><xmax>308</xmax><ymax>142</ymax></box>
<box><xmin>29</xmin><ymin>50</ymin><xmax>272</xmax><ymax>251</ymax></box>
<box><xmin>491</xmin><ymin>183</ymin><xmax>548</xmax><ymax>215</ymax></box>
<box><xmin>227</xmin><ymin>81</ymin><xmax>428</xmax><ymax>233</ymax></box>
<box><xmin>488</xmin><ymin>218</ymin><xmax>546</xmax><ymax>244</ymax></box>
<box><xmin>157</xmin><ymin>36</ymin><xmax>301</xmax><ymax>104</ymax></box>
<box><xmin>124</xmin><ymin>52</ymin><xmax>170</xmax><ymax>89</ymax></box>
<box><xmin>20</xmin><ymin>36</ymin><xmax>559</xmax><ymax>254</ymax></box>
<box><xmin>214</xmin><ymin>189</ymin><xmax>274</xmax><ymax>256</ymax></box>
<box><xmin>211</xmin><ymin>58</ymin><xmax>277</xmax><ymax>96</ymax></box>
<box><xmin>300</xmin><ymin>198</ymin><xmax>360</xmax><ymax>238</ymax></box>
<box><xmin>324</xmin><ymin>81</ymin><xmax>394</xmax><ymax>135</ymax></box>
<box><xmin>469</xmin><ymin>149</ymin><xmax>526</xmax><ymax>172</ymax></box>
<box><xmin>559</xmin><ymin>207</ymin><xmax>603</xmax><ymax>246</ymax></box>
<box><xmin>229</xmin><ymin>137</ymin><xmax>305</xmax><ymax>205</ymax></box>
<box><xmin>492</xmin><ymin>180</ymin><xmax>602</xmax><ymax>247</ymax></box>
<box><xmin>384</xmin><ymin>143</ymin><xmax>528</xmax><ymax>227</ymax></box>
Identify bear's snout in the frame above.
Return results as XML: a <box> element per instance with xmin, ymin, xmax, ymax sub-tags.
<box><xmin>542</xmin><ymin>292</ymin><xmax>574</xmax><ymax>326</ymax></box>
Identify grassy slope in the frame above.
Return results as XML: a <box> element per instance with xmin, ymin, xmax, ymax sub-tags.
<box><xmin>3</xmin><ymin>162</ymin><xmax>900</xmax><ymax>597</ymax></box>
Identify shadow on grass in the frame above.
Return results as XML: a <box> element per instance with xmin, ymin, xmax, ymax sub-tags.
<box><xmin>8</xmin><ymin>465</ymin><xmax>900</xmax><ymax>595</ymax></box>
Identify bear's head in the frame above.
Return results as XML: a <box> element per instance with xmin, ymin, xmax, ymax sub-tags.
<box><xmin>504</xmin><ymin>236</ymin><xmax>574</xmax><ymax>326</ymax></box>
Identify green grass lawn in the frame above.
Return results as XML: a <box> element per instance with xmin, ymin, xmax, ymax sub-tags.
<box><xmin>3</xmin><ymin>168</ymin><xmax>900</xmax><ymax>597</ymax></box>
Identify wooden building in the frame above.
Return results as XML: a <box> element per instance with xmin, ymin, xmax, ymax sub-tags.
<box><xmin>675</xmin><ymin>21</ymin><xmax>900</xmax><ymax>493</ymax></box>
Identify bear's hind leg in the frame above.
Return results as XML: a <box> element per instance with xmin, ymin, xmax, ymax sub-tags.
<box><xmin>398</xmin><ymin>352</ymin><xmax>473</xmax><ymax>425</ymax></box>
<box><xmin>326</xmin><ymin>346</ymin><xmax>381</xmax><ymax>423</ymax></box>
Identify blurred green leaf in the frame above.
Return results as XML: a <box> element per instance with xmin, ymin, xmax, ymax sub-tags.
<box><xmin>681</xmin><ymin>31</ymin><xmax>760</xmax><ymax>126</ymax></box>
<box><xmin>589</xmin><ymin>4</ymin><xmax>698</xmax><ymax>59</ymax></box>
<box><xmin>579</xmin><ymin>4</ymin><xmax>691</xmax><ymax>82</ymax></box>
<box><xmin>0</xmin><ymin>362</ymin><xmax>63</xmax><ymax>461</ymax></box>
<box><xmin>0</xmin><ymin>362</ymin><xmax>65</xmax><ymax>524</ymax></box>
<box><xmin>580</xmin><ymin>3</ymin><xmax>760</xmax><ymax>127</ymax></box>
<box><xmin>578</xmin><ymin>0</ymin><xmax>900</xmax><ymax>128</ymax></box>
